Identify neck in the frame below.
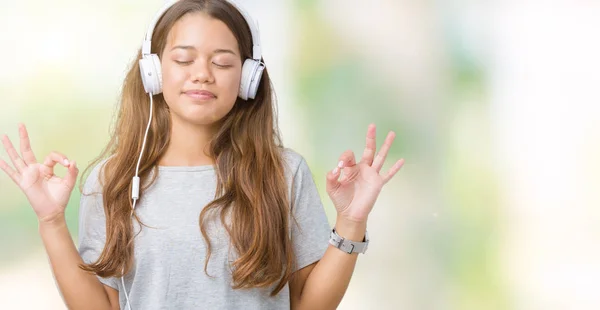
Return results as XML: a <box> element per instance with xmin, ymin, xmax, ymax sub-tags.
<box><xmin>158</xmin><ymin>119</ymin><xmax>221</xmax><ymax>167</ymax></box>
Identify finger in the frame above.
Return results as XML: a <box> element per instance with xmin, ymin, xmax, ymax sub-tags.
<box><xmin>2</xmin><ymin>134</ymin><xmax>26</xmax><ymax>173</ymax></box>
<box><xmin>383</xmin><ymin>158</ymin><xmax>405</xmax><ymax>184</ymax></box>
<box><xmin>326</xmin><ymin>150</ymin><xmax>356</xmax><ymax>193</ymax></box>
<box><xmin>326</xmin><ymin>163</ymin><xmax>342</xmax><ymax>194</ymax></box>
<box><xmin>18</xmin><ymin>123</ymin><xmax>38</xmax><ymax>164</ymax></box>
<box><xmin>372</xmin><ymin>131</ymin><xmax>396</xmax><ymax>173</ymax></box>
<box><xmin>62</xmin><ymin>160</ymin><xmax>79</xmax><ymax>189</ymax></box>
<box><xmin>360</xmin><ymin>124</ymin><xmax>377</xmax><ymax>165</ymax></box>
<box><xmin>41</xmin><ymin>152</ymin><xmax>70</xmax><ymax>177</ymax></box>
<box><xmin>338</xmin><ymin>150</ymin><xmax>358</xmax><ymax>183</ymax></box>
<box><xmin>338</xmin><ymin>149</ymin><xmax>357</xmax><ymax>168</ymax></box>
<box><xmin>0</xmin><ymin>158</ymin><xmax>21</xmax><ymax>184</ymax></box>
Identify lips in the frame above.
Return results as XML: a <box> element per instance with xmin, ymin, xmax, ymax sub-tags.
<box><xmin>183</xmin><ymin>90</ymin><xmax>216</xmax><ymax>100</ymax></box>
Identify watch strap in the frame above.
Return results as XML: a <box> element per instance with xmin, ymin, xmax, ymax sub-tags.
<box><xmin>328</xmin><ymin>228</ymin><xmax>369</xmax><ymax>254</ymax></box>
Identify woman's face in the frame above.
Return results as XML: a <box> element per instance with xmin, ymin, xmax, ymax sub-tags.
<box><xmin>161</xmin><ymin>12</ymin><xmax>242</xmax><ymax>126</ymax></box>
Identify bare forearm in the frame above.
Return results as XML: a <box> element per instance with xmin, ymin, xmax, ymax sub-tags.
<box><xmin>296</xmin><ymin>219</ymin><xmax>367</xmax><ymax>310</ymax></box>
<box><xmin>39</xmin><ymin>214</ymin><xmax>112</xmax><ymax>310</ymax></box>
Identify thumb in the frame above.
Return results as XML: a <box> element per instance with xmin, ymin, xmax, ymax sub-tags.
<box><xmin>63</xmin><ymin>160</ymin><xmax>79</xmax><ymax>189</ymax></box>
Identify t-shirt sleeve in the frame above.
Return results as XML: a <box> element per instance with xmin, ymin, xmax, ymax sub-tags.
<box><xmin>77</xmin><ymin>162</ymin><xmax>120</xmax><ymax>290</ymax></box>
<box><xmin>290</xmin><ymin>157</ymin><xmax>332</xmax><ymax>272</ymax></box>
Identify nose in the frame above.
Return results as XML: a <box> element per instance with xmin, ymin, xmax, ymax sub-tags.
<box><xmin>191</xmin><ymin>60</ymin><xmax>214</xmax><ymax>84</ymax></box>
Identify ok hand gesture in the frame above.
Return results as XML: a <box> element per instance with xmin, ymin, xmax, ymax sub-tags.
<box><xmin>1</xmin><ymin>124</ymin><xmax>79</xmax><ymax>223</ymax></box>
<box><xmin>326</xmin><ymin>124</ymin><xmax>404</xmax><ymax>224</ymax></box>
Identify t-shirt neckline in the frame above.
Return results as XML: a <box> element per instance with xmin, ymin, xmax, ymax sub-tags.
<box><xmin>157</xmin><ymin>165</ymin><xmax>215</xmax><ymax>172</ymax></box>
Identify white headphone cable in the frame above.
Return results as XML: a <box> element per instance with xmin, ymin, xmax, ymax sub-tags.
<box><xmin>122</xmin><ymin>92</ymin><xmax>154</xmax><ymax>310</ymax></box>
<box><xmin>131</xmin><ymin>93</ymin><xmax>154</xmax><ymax>213</ymax></box>
<box><xmin>122</xmin><ymin>267</ymin><xmax>133</xmax><ymax>310</ymax></box>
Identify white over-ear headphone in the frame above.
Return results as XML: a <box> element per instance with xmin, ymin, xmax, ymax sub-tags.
<box><xmin>139</xmin><ymin>0</ymin><xmax>265</xmax><ymax>100</ymax></box>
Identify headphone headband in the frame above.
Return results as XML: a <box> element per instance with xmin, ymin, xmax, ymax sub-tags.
<box><xmin>141</xmin><ymin>0</ymin><xmax>262</xmax><ymax>60</ymax></box>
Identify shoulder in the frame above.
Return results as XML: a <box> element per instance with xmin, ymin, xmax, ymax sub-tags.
<box><xmin>82</xmin><ymin>157</ymin><xmax>112</xmax><ymax>196</ymax></box>
<box><xmin>280</xmin><ymin>147</ymin><xmax>320</xmax><ymax>191</ymax></box>
<box><xmin>281</xmin><ymin>147</ymin><xmax>309</xmax><ymax>176</ymax></box>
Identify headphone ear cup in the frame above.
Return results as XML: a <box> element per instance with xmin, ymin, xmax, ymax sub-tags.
<box><xmin>139</xmin><ymin>54</ymin><xmax>163</xmax><ymax>95</ymax></box>
<box><xmin>239</xmin><ymin>59</ymin><xmax>264</xmax><ymax>100</ymax></box>
<box><xmin>150</xmin><ymin>54</ymin><xmax>163</xmax><ymax>94</ymax></box>
<box><xmin>248</xmin><ymin>62</ymin><xmax>265</xmax><ymax>100</ymax></box>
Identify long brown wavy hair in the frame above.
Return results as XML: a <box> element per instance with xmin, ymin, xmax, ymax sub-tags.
<box><xmin>78</xmin><ymin>0</ymin><xmax>294</xmax><ymax>296</ymax></box>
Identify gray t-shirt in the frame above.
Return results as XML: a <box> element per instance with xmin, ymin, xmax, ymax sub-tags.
<box><xmin>77</xmin><ymin>148</ymin><xmax>331</xmax><ymax>309</ymax></box>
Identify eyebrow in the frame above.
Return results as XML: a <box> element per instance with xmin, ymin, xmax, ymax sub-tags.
<box><xmin>170</xmin><ymin>45</ymin><xmax>237</xmax><ymax>56</ymax></box>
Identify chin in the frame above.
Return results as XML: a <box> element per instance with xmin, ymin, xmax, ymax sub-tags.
<box><xmin>179</xmin><ymin>112</ymin><xmax>226</xmax><ymax>126</ymax></box>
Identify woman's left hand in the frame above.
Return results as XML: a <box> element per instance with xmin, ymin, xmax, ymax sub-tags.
<box><xmin>326</xmin><ymin>124</ymin><xmax>405</xmax><ymax>224</ymax></box>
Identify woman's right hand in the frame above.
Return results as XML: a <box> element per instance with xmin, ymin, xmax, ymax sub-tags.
<box><xmin>0</xmin><ymin>124</ymin><xmax>79</xmax><ymax>223</ymax></box>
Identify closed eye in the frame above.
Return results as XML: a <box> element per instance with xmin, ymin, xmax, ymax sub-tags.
<box><xmin>174</xmin><ymin>60</ymin><xmax>193</xmax><ymax>65</ymax></box>
<box><xmin>174</xmin><ymin>60</ymin><xmax>231</xmax><ymax>68</ymax></box>
<box><xmin>213</xmin><ymin>62</ymin><xmax>232</xmax><ymax>68</ymax></box>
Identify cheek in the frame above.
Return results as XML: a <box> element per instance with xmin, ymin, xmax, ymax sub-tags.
<box><xmin>160</xmin><ymin>64</ymin><xmax>187</xmax><ymax>106</ymax></box>
<box><xmin>219</xmin><ymin>71</ymin><xmax>242</xmax><ymax>101</ymax></box>
<box><xmin>161</xmin><ymin>64</ymin><xmax>187</xmax><ymax>89</ymax></box>
<box><xmin>162</xmin><ymin>66</ymin><xmax>185</xmax><ymax>109</ymax></box>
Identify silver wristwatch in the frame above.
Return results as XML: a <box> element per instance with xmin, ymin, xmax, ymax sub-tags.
<box><xmin>328</xmin><ymin>228</ymin><xmax>369</xmax><ymax>254</ymax></box>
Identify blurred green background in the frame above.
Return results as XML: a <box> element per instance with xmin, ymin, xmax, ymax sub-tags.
<box><xmin>2</xmin><ymin>0</ymin><xmax>600</xmax><ymax>309</ymax></box>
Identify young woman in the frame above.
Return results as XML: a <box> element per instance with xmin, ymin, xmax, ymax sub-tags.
<box><xmin>0</xmin><ymin>0</ymin><xmax>404</xmax><ymax>309</ymax></box>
